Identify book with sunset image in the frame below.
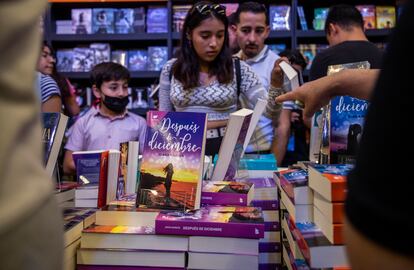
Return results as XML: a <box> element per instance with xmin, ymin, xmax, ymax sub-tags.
<box><xmin>136</xmin><ymin>111</ymin><xmax>207</xmax><ymax>211</ymax></box>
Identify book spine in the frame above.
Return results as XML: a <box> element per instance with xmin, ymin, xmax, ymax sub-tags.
<box><xmin>259</xmin><ymin>242</ymin><xmax>281</xmax><ymax>253</ymax></box>
<box><xmin>264</xmin><ymin>221</ymin><xmax>280</xmax><ymax>232</ymax></box>
<box><xmin>156</xmin><ymin>219</ymin><xmax>264</xmax><ymax>239</ymax></box>
<box><xmin>97</xmin><ymin>151</ymin><xmax>109</xmax><ymax>208</ymax></box>
<box><xmin>252</xmin><ymin>200</ymin><xmax>279</xmax><ymax>210</ymax></box>
<box><xmin>201</xmin><ymin>192</ymin><xmax>249</xmax><ymax>206</ymax></box>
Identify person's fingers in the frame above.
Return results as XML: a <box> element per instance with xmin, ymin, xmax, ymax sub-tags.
<box><xmin>275</xmin><ymin>91</ymin><xmax>298</xmax><ymax>103</ymax></box>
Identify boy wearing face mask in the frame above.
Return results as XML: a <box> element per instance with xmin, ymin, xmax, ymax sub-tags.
<box><xmin>63</xmin><ymin>62</ymin><xmax>147</xmax><ymax>175</ymax></box>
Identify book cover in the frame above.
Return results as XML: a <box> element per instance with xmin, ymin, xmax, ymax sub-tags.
<box><xmin>72</xmin><ymin>150</ymin><xmax>106</xmax><ymax>185</ymax></box>
<box><xmin>319</xmin><ymin>61</ymin><xmax>370</xmax><ymax>164</ymax></box>
<box><xmin>172</xmin><ymin>5</ymin><xmax>191</xmax><ymax>32</ymax></box>
<box><xmin>133</xmin><ymin>7</ymin><xmax>146</xmax><ymax>33</ymax></box>
<box><xmin>115</xmin><ymin>8</ymin><xmax>134</xmax><ymax>34</ymax></box>
<box><xmin>269</xmin><ymin>5</ymin><xmax>291</xmax><ymax>30</ymax></box>
<box><xmin>72</xmin><ymin>48</ymin><xmax>95</xmax><ymax>72</ymax></box>
<box><xmin>90</xmin><ymin>43</ymin><xmax>111</xmax><ymax>65</ymax></box>
<box><xmin>278</xmin><ymin>169</ymin><xmax>312</xmax><ymax>205</ymax></box>
<box><xmin>119</xmin><ymin>141</ymin><xmax>139</xmax><ymax>195</ymax></box>
<box><xmin>92</xmin><ymin>8</ymin><xmax>115</xmax><ymax>34</ymax></box>
<box><xmin>156</xmin><ymin>206</ymin><xmax>265</xmax><ymax>239</ymax></box>
<box><xmin>376</xmin><ymin>6</ymin><xmax>396</xmax><ymax>29</ymax></box>
<box><xmin>356</xmin><ymin>5</ymin><xmax>376</xmax><ymax>29</ymax></box>
<box><xmin>238</xmin><ymin>153</ymin><xmax>278</xmax><ymax>171</ymax></box>
<box><xmin>137</xmin><ymin>111</ymin><xmax>207</xmax><ymax>211</ymax></box>
<box><xmin>111</xmin><ymin>50</ymin><xmax>128</xmax><ymax>67</ymax></box>
<box><xmin>211</xmin><ymin>108</ymin><xmax>253</xmax><ymax>181</ymax></box>
<box><xmin>128</xmin><ymin>50</ymin><xmax>148</xmax><ymax>71</ymax></box>
<box><xmin>297</xmin><ymin>6</ymin><xmax>308</xmax><ymax>30</ymax></box>
<box><xmin>201</xmin><ymin>181</ymin><xmax>254</xmax><ymax>206</ymax></box>
<box><xmin>41</xmin><ymin>112</ymin><xmax>68</xmax><ymax>177</ymax></box>
<box><xmin>146</xmin><ymin>6</ymin><xmax>168</xmax><ymax>33</ymax></box>
<box><xmin>72</xmin><ymin>9</ymin><xmax>92</xmax><ymax>34</ymax></box>
<box><xmin>313</xmin><ymin>8</ymin><xmax>329</xmax><ymax>30</ymax></box>
<box><xmin>147</xmin><ymin>47</ymin><xmax>168</xmax><ymax>71</ymax></box>
<box><xmin>56</xmin><ymin>49</ymin><xmax>74</xmax><ymax>72</ymax></box>
<box><xmin>308</xmin><ymin>164</ymin><xmax>353</xmax><ymax>202</ymax></box>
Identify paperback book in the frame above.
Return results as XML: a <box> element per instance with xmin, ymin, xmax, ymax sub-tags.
<box><xmin>269</xmin><ymin>5</ymin><xmax>291</xmax><ymax>30</ymax></box>
<box><xmin>137</xmin><ymin>111</ymin><xmax>207</xmax><ymax>210</ymax></box>
<box><xmin>277</xmin><ymin>169</ymin><xmax>312</xmax><ymax>205</ymax></box>
<box><xmin>155</xmin><ymin>206</ymin><xmax>265</xmax><ymax>239</ymax></box>
<box><xmin>56</xmin><ymin>49</ymin><xmax>74</xmax><ymax>72</ymax></box>
<box><xmin>72</xmin><ymin>9</ymin><xmax>92</xmax><ymax>34</ymax></box>
<box><xmin>115</xmin><ymin>8</ymin><xmax>134</xmax><ymax>34</ymax></box>
<box><xmin>92</xmin><ymin>8</ymin><xmax>115</xmax><ymax>34</ymax></box>
<box><xmin>201</xmin><ymin>181</ymin><xmax>254</xmax><ymax>206</ymax></box>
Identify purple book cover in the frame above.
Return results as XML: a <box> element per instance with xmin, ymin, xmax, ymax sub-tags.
<box><xmin>246</xmin><ymin>177</ymin><xmax>276</xmax><ymax>189</ymax></box>
<box><xmin>155</xmin><ymin>206</ymin><xmax>264</xmax><ymax>239</ymax></box>
<box><xmin>77</xmin><ymin>266</ymin><xmax>185</xmax><ymax>270</ymax></box>
<box><xmin>252</xmin><ymin>200</ymin><xmax>279</xmax><ymax>210</ymax></box>
<box><xmin>137</xmin><ymin>111</ymin><xmax>207</xmax><ymax>211</ymax></box>
<box><xmin>201</xmin><ymin>181</ymin><xmax>252</xmax><ymax>206</ymax></box>
<box><xmin>259</xmin><ymin>242</ymin><xmax>281</xmax><ymax>253</ymax></box>
<box><xmin>224</xmin><ymin>114</ymin><xmax>252</xmax><ymax>180</ymax></box>
<box><xmin>264</xmin><ymin>221</ymin><xmax>280</xmax><ymax>231</ymax></box>
<box><xmin>258</xmin><ymin>263</ymin><xmax>283</xmax><ymax>270</ymax></box>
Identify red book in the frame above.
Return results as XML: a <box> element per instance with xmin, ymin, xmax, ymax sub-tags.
<box><xmin>97</xmin><ymin>151</ymin><xmax>109</xmax><ymax>208</ymax></box>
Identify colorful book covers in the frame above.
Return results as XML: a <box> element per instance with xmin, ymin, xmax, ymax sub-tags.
<box><xmin>201</xmin><ymin>181</ymin><xmax>253</xmax><ymax>206</ymax></box>
<box><xmin>137</xmin><ymin>111</ymin><xmax>207</xmax><ymax>211</ymax></box>
<box><xmin>155</xmin><ymin>206</ymin><xmax>264</xmax><ymax>239</ymax></box>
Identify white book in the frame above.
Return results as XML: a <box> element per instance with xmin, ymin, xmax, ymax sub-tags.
<box><xmin>95</xmin><ymin>207</ymin><xmax>158</xmax><ymax>227</ymax></box>
<box><xmin>75</xmin><ymin>198</ymin><xmax>97</xmax><ymax>208</ymax></box>
<box><xmin>188</xmin><ymin>252</ymin><xmax>258</xmax><ymax>270</ymax></box>
<box><xmin>211</xmin><ymin>108</ymin><xmax>253</xmax><ymax>181</ymax></box>
<box><xmin>279</xmin><ymin>61</ymin><xmax>300</xmax><ymax>91</ymax></box>
<box><xmin>106</xmin><ymin>149</ymin><xmax>121</xmax><ymax>204</ymax></box>
<box><xmin>189</xmin><ymin>236</ymin><xmax>259</xmax><ymax>255</ymax></box>
<box><xmin>280</xmin><ymin>187</ymin><xmax>313</xmax><ymax>223</ymax></box>
<box><xmin>241</xmin><ymin>98</ymin><xmax>267</xmax><ymax>158</ymax></box>
<box><xmin>119</xmin><ymin>141</ymin><xmax>139</xmax><ymax>194</ymax></box>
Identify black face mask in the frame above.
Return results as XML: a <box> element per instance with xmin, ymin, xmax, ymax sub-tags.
<box><xmin>102</xmin><ymin>95</ymin><xmax>129</xmax><ymax>113</ymax></box>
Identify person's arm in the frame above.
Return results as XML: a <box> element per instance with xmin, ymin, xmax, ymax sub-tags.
<box><xmin>272</xmin><ymin>109</ymin><xmax>291</xmax><ymax>166</ymax></box>
<box><xmin>63</xmin><ymin>94</ymin><xmax>80</xmax><ymax>116</ymax></box>
<box><xmin>158</xmin><ymin>59</ymin><xmax>175</xmax><ymax>111</ymax></box>
<box><xmin>63</xmin><ymin>150</ymin><xmax>75</xmax><ymax>175</ymax></box>
<box><xmin>275</xmin><ymin>69</ymin><xmax>380</xmax><ymax>118</ymax></box>
<box><xmin>42</xmin><ymin>95</ymin><xmax>62</xmax><ymax>112</ymax></box>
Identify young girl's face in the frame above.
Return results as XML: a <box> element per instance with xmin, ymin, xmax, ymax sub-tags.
<box><xmin>37</xmin><ymin>45</ymin><xmax>55</xmax><ymax>75</ymax></box>
<box><xmin>190</xmin><ymin>17</ymin><xmax>225</xmax><ymax>65</ymax></box>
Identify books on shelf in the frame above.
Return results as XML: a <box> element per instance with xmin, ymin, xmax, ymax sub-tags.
<box><xmin>356</xmin><ymin>5</ymin><xmax>376</xmax><ymax>29</ymax></box>
<box><xmin>211</xmin><ymin>108</ymin><xmax>253</xmax><ymax>181</ymax></box>
<box><xmin>313</xmin><ymin>8</ymin><xmax>329</xmax><ymax>30</ymax></box>
<box><xmin>155</xmin><ymin>206</ymin><xmax>265</xmax><ymax>239</ymax></box>
<box><xmin>80</xmin><ymin>224</ymin><xmax>188</xmax><ymax>251</ymax></box>
<box><xmin>297</xmin><ymin>6</ymin><xmax>308</xmax><ymax>30</ymax></box>
<box><xmin>90</xmin><ymin>43</ymin><xmax>111</xmax><ymax>64</ymax></box>
<box><xmin>147</xmin><ymin>46</ymin><xmax>168</xmax><ymax>71</ymax></box>
<box><xmin>72</xmin><ymin>9</ymin><xmax>92</xmax><ymax>34</ymax></box>
<box><xmin>115</xmin><ymin>8</ymin><xmax>134</xmax><ymax>34</ymax></box>
<box><xmin>137</xmin><ymin>111</ymin><xmax>207</xmax><ymax>211</ymax></box>
<box><xmin>146</xmin><ymin>6</ymin><xmax>168</xmax><ymax>33</ymax></box>
<box><xmin>172</xmin><ymin>5</ymin><xmax>191</xmax><ymax>32</ymax></box>
<box><xmin>269</xmin><ymin>5</ymin><xmax>291</xmax><ymax>30</ymax></box>
<box><xmin>201</xmin><ymin>181</ymin><xmax>254</xmax><ymax>206</ymax></box>
<box><xmin>132</xmin><ymin>7</ymin><xmax>146</xmax><ymax>33</ymax></box>
<box><xmin>72</xmin><ymin>48</ymin><xmax>95</xmax><ymax>72</ymax></box>
<box><xmin>308</xmin><ymin>163</ymin><xmax>353</xmax><ymax>202</ymax></box>
<box><xmin>41</xmin><ymin>112</ymin><xmax>68</xmax><ymax>177</ymax></box>
<box><xmin>92</xmin><ymin>8</ymin><xmax>115</xmax><ymax>34</ymax></box>
<box><xmin>376</xmin><ymin>6</ymin><xmax>396</xmax><ymax>29</ymax></box>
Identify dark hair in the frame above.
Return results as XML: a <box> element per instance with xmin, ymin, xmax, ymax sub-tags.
<box><xmin>325</xmin><ymin>4</ymin><xmax>364</xmax><ymax>34</ymax></box>
<box><xmin>42</xmin><ymin>41</ymin><xmax>55</xmax><ymax>57</ymax></box>
<box><xmin>90</xmin><ymin>62</ymin><xmax>130</xmax><ymax>89</ymax></box>
<box><xmin>227</xmin><ymin>12</ymin><xmax>238</xmax><ymax>26</ymax></box>
<box><xmin>172</xmin><ymin>1</ymin><xmax>233</xmax><ymax>90</ymax></box>
<box><xmin>234</xmin><ymin>2</ymin><xmax>269</xmax><ymax>26</ymax></box>
<box><xmin>279</xmin><ymin>49</ymin><xmax>307</xmax><ymax>71</ymax></box>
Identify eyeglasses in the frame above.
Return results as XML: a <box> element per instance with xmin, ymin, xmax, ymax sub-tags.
<box><xmin>194</xmin><ymin>3</ymin><xmax>226</xmax><ymax>16</ymax></box>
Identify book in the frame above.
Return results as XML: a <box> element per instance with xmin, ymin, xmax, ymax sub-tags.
<box><xmin>72</xmin><ymin>47</ymin><xmax>95</xmax><ymax>72</ymax></box>
<box><xmin>115</xmin><ymin>8</ymin><xmax>134</xmax><ymax>34</ymax></box>
<box><xmin>106</xmin><ymin>149</ymin><xmax>121</xmax><ymax>205</ymax></box>
<box><xmin>320</xmin><ymin>61</ymin><xmax>370</xmax><ymax>164</ymax></box>
<box><xmin>72</xmin><ymin>9</ymin><xmax>92</xmax><ymax>34</ymax></box>
<box><xmin>95</xmin><ymin>205</ymin><xmax>159</xmax><ymax>227</ymax></box>
<box><xmin>55</xmin><ymin>188</ymin><xmax>76</xmax><ymax>205</ymax></box>
<box><xmin>313</xmin><ymin>8</ymin><xmax>329</xmax><ymax>30</ymax></box>
<box><xmin>147</xmin><ymin>46</ymin><xmax>168</xmax><ymax>71</ymax></box>
<box><xmin>119</xmin><ymin>141</ymin><xmax>139</xmax><ymax>194</ymax></box>
<box><xmin>238</xmin><ymin>153</ymin><xmax>278</xmax><ymax>171</ymax></box>
<box><xmin>313</xmin><ymin>191</ymin><xmax>344</xmax><ymax>224</ymax></box>
<box><xmin>187</xmin><ymin>252</ymin><xmax>258</xmax><ymax>270</ymax></box>
<box><xmin>282</xmin><ymin>241</ymin><xmax>309</xmax><ymax>270</ymax></box>
<box><xmin>155</xmin><ymin>206</ymin><xmax>265</xmax><ymax>239</ymax></box>
<box><xmin>128</xmin><ymin>50</ymin><xmax>148</xmax><ymax>71</ymax></box>
<box><xmin>246</xmin><ymin>176</ymin><xmax>278</xmax><ymax>201</ymax></box>
<box><xmin>356</xmin><ymin>5</ymin><xmax>376</xmax><ymax>29</ymax></box>
<box><xmin>111</xmin><ymin>50</ymin><xmax>128</xmax><ymax>67</ymax></box>
<box><xmin>56</xmin><ymin>49</ymin><xmax>74</xmax><ymax>72</ymax></box>
<box><xmin>72</xmin><ymin>150</ymin><xmax>108</xmax><ymax>185</ymax></box>
<box><xmin>297</xmin><ymin>6</ymin><xmax>308</xmax><ymax>30</ymax></box>
<box><xmin>291</xmin><ymin>219</ymin><xmax>348</xmax><ymax>268</ymax></box>
<box><xmin>63</xmin><ymin>207</ymin><xmax>97</xmax><ymax>247</ymax></box>
<box><xmin>92</xmin><ymin>8</ymin><xmax>115</xmax><ymax>34</ymax></box>
<box><xmin>376</xmin><ymin>6</ymin><xmax>396</xmax><ymax>29</ymax></box>
<box><xmin>201</xmin><ymin>181</ymin><xmax>254</xmax><ymax>206</ymax></box>
<box><xmin>282</xmin><ymin>214</ymin><xmax>304</xmax><ymax>260</ymax></box>
<box><xmin>172</xmin><ymin>5</ymin><xmax>191</xmax><ymax>32</ymax></box>
<box><xmin>80</xmin><ymin>224</ymin><xmax>188</xmax><ymax>251</ymax></box>
<box><xmin>277</xmin><ymin>169</ymin><xmax>312</xmax><ymax>205</ymax></box>
<box><xmin>189</xmin><ymin>235</ymin><xmax>259</xmax><ymax>255</ymax></box>
<box><xmin>279</xmin><ymin>61</ymin><xmax>300</xmax><ymax>90</ymax></box>
<box><xmin>308</xmin><ymin>163</ymin><xmax>353</xmax><ymax>202</ymax></box>
<box><xmin>77</xmin><ymin>249</ymin><xmax>186</xmax><ymax>268</ymax></box>
<box><xmin>211</xmin><ymin>108</ymin><xmax>253</xmax><ymax>181</ymax></box>
<box><xmin>90</xmin><ymin>43</ymin><xmax>111</xmax><ymax>65</ymax></box>
<box><xmin>146</xmin><ymin>6</ymin><xmax>168</xmax><ymax>33</ymax></box>
<box><xmin>41</xmin><ymin>112</ymin><xmax>68</xmax><ymax>177</ymax></box>
<box><xmin>137</xmin><ymin>111</ymin><xmax>207</xmax><ymax>211</ymax></box>
<box><xmin>313</xmin><ymin>206</ymin><xmax>343</xmax><ymax>244</ymax></box>
<box><xmin>77</xmin><ymin>267</ymin><xmax>185</xmax><ymax>270</ymax></box>
<box><xmin>132</xmin><ymin>7</ymin><xmax>146</xmax><ymax>33</ymax></box>
<box><xmin>280</xmin><ymin>186</ymin><xmax>313</xmax><ymax>223</ymax></box>
<box><xmin>269</xmin><ymin>5</ymin><xmax>291</xmax><ymax>30</ymax></box>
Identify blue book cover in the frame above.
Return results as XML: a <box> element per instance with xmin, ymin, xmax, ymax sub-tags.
<box><xmin>146</xmin><ymin>6</ymin><xmax>168</xmax><ymax>33</ymax></box>
<box><xmin>72</xmin><ymin>151</ymin><xmax>105</xmax><ymax>185</ymax></box>
<box><xmin>92</xmin><ymin>8</ymin><xmax>115</xmax><ymax>34</ymax></box>
<box><xmin>128</xmin><ymin>50</ymin><xmax>148</xmax><ymax>71</ymax></box>
<box><xmin>269</xmin><ymin>5</ymin><xmax>291</xmax><ymax>30</ymax></box>
<box><xmin>115</xmin><ymin>8</ymin><xmax>134</xmax><ymax>34</ymax></box>
<box><xmin>56</xmin><ymin>49</ymin><xmax>73</xmax><ymax>72</ymax></box>
<box><xmin>147</xmin><ymin>46</ymin><xmax>168</xmax><ymax>71</ymax></box>
<box><xmin>137</xmin><ymin>111</ymin><xmax>207</xmax><ymax>210</ymax></box>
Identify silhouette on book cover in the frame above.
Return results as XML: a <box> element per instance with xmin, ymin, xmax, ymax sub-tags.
<box><xmin>137</xmin><ymin>111</ymin><xmax>207</xmax><ymax>211</ymax></box>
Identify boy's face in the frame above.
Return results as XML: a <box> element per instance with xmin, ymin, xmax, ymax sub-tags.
<box><xmin>93</xmin><ymin>79</ymin><xmax>128</xmax><ymax>99</ymax></box>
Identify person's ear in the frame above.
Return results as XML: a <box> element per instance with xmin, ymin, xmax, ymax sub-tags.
<box><xmin>230</xmin><ymin>24</ymin><xmax>237</xmax><ymax>33</ymax></box>
<box><xmin>92</xmin><ymin>85</ymin><xmax>101</xmax><ymax>99</ymax></box>
<box><xmin>328</xmin><ymin>23</ymin><xmax>338</xmax><ymax>35</ymax></box>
